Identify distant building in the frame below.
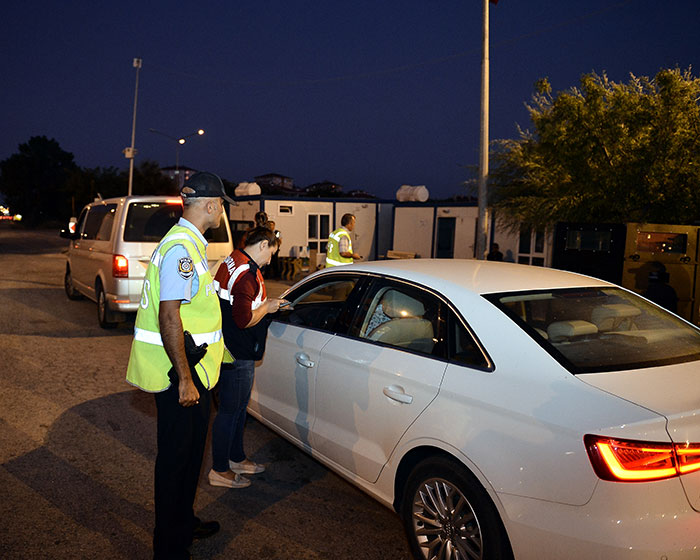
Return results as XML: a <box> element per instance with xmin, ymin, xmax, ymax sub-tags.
<box><xmin>304</xmin><ymin>181</ymin><xmax>343</xmax><ymax>197</ymax></box>
<box><xmin>303</xmin><ymin>181</ymin><xmax>377</xmax><ymax>199</ymax></box>
<box><xmin>225</xmin><ymin>178</ymin><xmax>554</xmax><ymax>269</ymax></box>
<box><xmin>347</xmin><ymin>189</ymin><xmax>377</xmax><ymax>199</ymax></box>
<box><xmin>392</xmin><ymin>200</ymin><xmax>478</xmax><ymax>259</ymax></box>
<box><xmin>254</xmin><ymin>173</ymin><xmax>298</xmax><ymax>195</ymax></box>
<box><xmin>161</xmin><ymin>165</ymin><xmax>197</xmax><ymax>189</ymax></box>
<box><xmin>228</xmin><ymin>193</ymin><xmax>391</xmax><ymax>269</ymax></box>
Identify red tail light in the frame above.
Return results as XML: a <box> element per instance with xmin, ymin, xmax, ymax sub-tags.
<box><xmin>113</xmin><ymin>254</ymin><xmax>129</xmax><ymax>278</ymax></box>
<box><xmin>677</xmin><ymin>443</ymin><xmax>700</xmax><ymax>475</ymax></box>
<box><xmin>585</xmin><ymin>435</ymin><xmax>700</xmax><ymax>482</ymax></box>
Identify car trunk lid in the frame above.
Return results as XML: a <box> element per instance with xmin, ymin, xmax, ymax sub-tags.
<box><xmin>580</xmin><ymin>360</ymin><xmax>700</xmax><ymax>511</ymax></box>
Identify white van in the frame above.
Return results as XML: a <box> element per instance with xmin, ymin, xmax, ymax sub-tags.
<box><xmin>61</xmin><ymin>195</ymin><xmax>233</xmax><ymax>328</ymax></box>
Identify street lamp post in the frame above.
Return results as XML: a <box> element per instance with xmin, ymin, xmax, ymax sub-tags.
<box><xmin>124</xmin><ymin>58</ymin><xmax>142</xmax><ymax>196</ymax></box>
<box><xmin>149</xmin><ymin>128</ymin><xmax>205</xmax><ymax>187</ymax></box>
<box><xmin>476</xmin><ymin>0</ymin><xmax>492</xmax><ymax>260</ymax></box>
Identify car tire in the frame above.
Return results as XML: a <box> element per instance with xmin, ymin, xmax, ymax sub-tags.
<box><xmin>64</xmin><ymin>265</ymin><xmax>83</xmax><ymax>300</ymax></box>
<box><xmin>96</xmin><ymin>281</ymin><xmax>117</xmax><ymax>329</ymax></box>
<box><xmin>400</xmin><ymin>456</ymin><xmax>513</xmax><ymax>560</ymax></box>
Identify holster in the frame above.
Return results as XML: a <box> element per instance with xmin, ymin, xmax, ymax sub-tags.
<box><xmin>183</xmin><ymin>330</ymin><xmax>208</xmax><ymax>367</ymax></box>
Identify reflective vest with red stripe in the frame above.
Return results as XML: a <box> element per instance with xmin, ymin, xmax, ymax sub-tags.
<box><xmin>213</xmin><ymin>249</ymin><xmax>266</xmax><ymax>312</ymax></box>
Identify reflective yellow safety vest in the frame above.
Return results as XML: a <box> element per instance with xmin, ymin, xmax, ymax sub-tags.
<box><xmin>325</xmin><ymin>227</ymin><xmax>353</xmax><ymax>267</ymax></box>
<box><xmin>126</xmin><ymin>224</ymin><xmax>230</xmax><ymax>392</ymax></box>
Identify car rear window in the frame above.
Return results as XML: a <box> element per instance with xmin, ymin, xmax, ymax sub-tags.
<box><xmin>485</xmin><ymin>287</ymin><xmax>700</xmax><ymax>373</ymax></box>
<box><xmin>123</xmin><ymin>201</ymin><xmax>229</xmax><ymax>243</ymax></box>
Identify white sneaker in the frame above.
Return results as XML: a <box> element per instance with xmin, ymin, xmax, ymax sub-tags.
<box><xmin>208</xmin><ymin>469</ymin><xmax>251</xmax><ymax>488</ymax></box>
<box><xmin>229</xmin><ymin>459</ymin><xmax>266</xmax><ymax>475</ymax></box>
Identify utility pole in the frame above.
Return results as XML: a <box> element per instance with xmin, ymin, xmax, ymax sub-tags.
<box><xmin>124</xmin><ymin>58</ymin><xmax>142</xmax><ymax>196</ymax></box>
<box><xmin>476</xmin><ymin>0</ymin><xmax>491</xmax><ymax>260</ymax></box>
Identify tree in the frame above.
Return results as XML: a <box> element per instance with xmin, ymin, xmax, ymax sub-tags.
<box><xmin>490</xmin><ymin>68</ymin><xmax>700</xmax><ymax>230</ymax></box>
<box><xmin>131</xmin><ymin>160</ymin><xmax>178</xmax><ymax>196</ymax></box>
<box><xmin>65</xmin><ymin>161</ymin><xmax>177</xmax><ymax>214</ymax></box>
<box><xmin>65</xmin><ymin>166</ymin><xmax>125</xmax><ymax>215</ymax></box>
<box><xmin>1</xmin><ymin>135</ymin><xmax>182</xmax><ymax>225</ymax></box>
<box><xmin>0</xmin><ymin>136</ymin><xmax>77</xmax><ymax>226</ymax></box>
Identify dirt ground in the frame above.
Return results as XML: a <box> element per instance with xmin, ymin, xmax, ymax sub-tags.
<box><xmin>0</xmin><ymin>224</ymin><xmax>410</xmax><ymax>560</ymax></box>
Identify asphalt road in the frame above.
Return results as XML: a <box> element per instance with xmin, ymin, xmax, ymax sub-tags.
<box><xmin>0</xmin><ymin>223</ymin><xmax>410</xmax><ymax>560</ymax></box>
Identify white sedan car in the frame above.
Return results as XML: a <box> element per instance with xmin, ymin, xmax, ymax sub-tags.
<box><xmin>248</xmin><ymin>259</ymin><xmax>700</xmax><ymax>560</ymax></box>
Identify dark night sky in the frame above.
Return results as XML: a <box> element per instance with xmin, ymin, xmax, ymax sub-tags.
<box><xmin>3</xmin><ymin>0</ymin><xmax>698</xmax><ymax>200</ymax></box>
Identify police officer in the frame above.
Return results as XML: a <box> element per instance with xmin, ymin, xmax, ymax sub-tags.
<box><xmin>325</xmin><ymin>213</ymin><xmax>360</xmax><ymax>267</ymax></box>
<box><xmin>126</xmin><ymin>171</ymin><xmax>235</xmax><ymax>560</ymax></box>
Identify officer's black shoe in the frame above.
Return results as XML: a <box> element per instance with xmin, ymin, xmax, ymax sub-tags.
<box><xmin>192</xmin><ymin>519</ymin><xmax>220</xmax><ymax>540</ymax></box>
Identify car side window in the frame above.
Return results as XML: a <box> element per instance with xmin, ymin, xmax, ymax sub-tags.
<box><xmin>74</xmin><ymin>208</ymin><xmax>88</xmax><ymax>237</ymax></box>
<box><xmin>355</xmin><ymin>281</ymin><xmax>445</xmax><ymax>358</ymax></box>
<box><xmin>275</xmin><ymin>276</ymin><xmax>360</xmax><ymax>332</ymax></box>
<box><xmin>448</xmin><ymin>310</ymin><xmax>489</xmax><ymax>369</ymax></box>
<box><xmin>82</xmin><ymin>204</ymin><xmax>117</xmax><ymax>241</ymax></box>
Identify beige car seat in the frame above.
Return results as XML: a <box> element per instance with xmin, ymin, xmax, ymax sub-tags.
<box><xmin>367</xmin><ymin>290</ymin><xmax>434</xmax><ymax>352</ymax></box>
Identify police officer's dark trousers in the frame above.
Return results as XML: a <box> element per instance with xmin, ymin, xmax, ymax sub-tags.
<box><xmin>153</xmin><ymin>367</ymin><xmax>211</xmax><ymax>559</ymax></box>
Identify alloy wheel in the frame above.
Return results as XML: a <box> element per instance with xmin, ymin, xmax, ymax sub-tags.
<box><xmin>96</xmin><ymin>284</ymin><xmax>116</xmax><ymax>328</ymax></box>
<box><xmin>64</xmin><ymin>267</ymin><xmax>82</xmax><ymax>300</ymax></box>
<box><xmin>412</xmin><ymin>477</ymin><xmax>483</xmax><ymax>560</ymax></box>
<box><xmin>98</xmin><ymin>289</ymin><xmax>106</xmax><ymax>321</ymax></box>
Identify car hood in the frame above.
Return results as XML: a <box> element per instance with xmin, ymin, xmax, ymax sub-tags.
<box><xmin>581</xmin><ymin>359</ymin><xmax>700</xmax><ymax>512</ymax></box>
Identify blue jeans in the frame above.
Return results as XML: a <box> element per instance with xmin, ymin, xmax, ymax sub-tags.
<box><xmin>211</xmin><ymin>360</ymin><xmax>255</xmax><ymax>472</ymax></box>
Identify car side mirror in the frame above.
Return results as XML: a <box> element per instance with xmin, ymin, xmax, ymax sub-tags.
<box><xmin>60</xmin><ymin>217</ymin><xmax>79</xmax><ymax>239</ymax></box>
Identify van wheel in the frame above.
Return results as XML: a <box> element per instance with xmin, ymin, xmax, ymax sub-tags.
<box><xmin>64</xmin><ymin>265</ymin><xmax>83</xmax><ymax>300</ymax></box>
<box><xmin>96</xmin><ymin>282</ymin><xmax>117</xmax><ymax>329</ymax></box>
<box><xmin>400</xmin><ymin>456</ymin><xmax>513</xmax><ymax>560</ymax></box>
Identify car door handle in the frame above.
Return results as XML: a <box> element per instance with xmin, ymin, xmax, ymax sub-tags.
<box><xmin>296</xmin><ymin>353</ymin><xmax>315</xmax><ymax>368</ymax></box>
<box><xmin>383</xmin><ymin>385</ymin><xmax>413</xmax><ymax>404</ymax></box>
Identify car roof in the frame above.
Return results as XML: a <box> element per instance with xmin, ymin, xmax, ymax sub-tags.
<box><xmin>86</xmin><ymin>195</ymin><xmax>182</xmax><ymax>207</ymax></box>
<box><xmin>332</xmin><ymin>259</ymin><xmax>611</xmax><ymax>295</ymax></box>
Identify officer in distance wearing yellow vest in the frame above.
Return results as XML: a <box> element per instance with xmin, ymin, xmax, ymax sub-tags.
<box><xmin>126</xmin><ymin>171</ymin><xmax>234</xmax><ymax>560</ymax></box>
<box><xmin>325</xmin><ymin>213</ymin><xmax>361</xmax><ymax>267</ymax></box>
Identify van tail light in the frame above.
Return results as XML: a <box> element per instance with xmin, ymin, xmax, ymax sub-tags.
<box><xmin>585</xmin><ymin>435</ymin><xmax>700</xmax><ymax>482</ymax></box>
<box><xmin>113</xmin><ymin>254</ymin><xmax>129</xmax><ymax>278</ymax></box>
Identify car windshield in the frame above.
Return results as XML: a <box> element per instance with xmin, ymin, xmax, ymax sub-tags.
<box><xmin>485</xmin><ymin>287</ymin><xmax>700</xmax><ymax>373</ymax></box>
<box><xmin>124</xmin><ymin>201</ymin><xmax>228</xmax><ymax>243</ymax></box>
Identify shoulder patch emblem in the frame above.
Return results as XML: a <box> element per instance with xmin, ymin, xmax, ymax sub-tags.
<box><xmin>177</xmin><ymin>256</ymin><xmax>194</xmax><ymax>279</ymax></box>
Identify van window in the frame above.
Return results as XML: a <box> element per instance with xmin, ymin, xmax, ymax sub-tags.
<box><xmin>205</xmin><ymin>219</ymin><xmax>229</xmax><ymax>242</ymax></box>
<box><xmin>123</xmin><ymin>201</ymin><xmax>229</xmax><ymax>243</ymax></box>
<box><xmin>83</xmin><ymin>204</ymin><xmax>117</xmax><ymax>240</ymax></box>
<box><xmin>124</xmin><ymin>202</ymin><xmax>182</xmax><ymax>242</ymax></box>
<box><xmin>74</xmin><ymin>208</ymin><xmax>88</xmax><ymax>237</ymax></box>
